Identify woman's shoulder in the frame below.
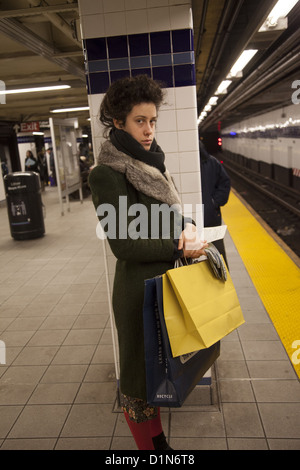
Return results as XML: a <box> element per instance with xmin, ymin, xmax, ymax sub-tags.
<box><xmin>89</xmin><ymin>163</ymin><xmax>124</xmax><ymax>187</ymax></box>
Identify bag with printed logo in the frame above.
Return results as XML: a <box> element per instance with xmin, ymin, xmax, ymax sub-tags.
<box><xmin>143</xmin><ymin>275</ymin><xmax>220</xmax><ymax>407</ymax></box>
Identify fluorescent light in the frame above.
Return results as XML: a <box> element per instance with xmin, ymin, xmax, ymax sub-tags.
<box><xmin>215</xmin><ymin>80</ymin><xmax>232</xmax><ymax>95</ymax></box>
<box><xmin>32</xmin><ymin>132</ymin><xmax>44</xmax><ymax>135</ymax></box>
<box><xmin>227</xmin><ymin>50</ymin><xmax>258</xmax><ymax>78</ymax></box>
<box><xmin>204</xmin><ymin>104</ymin><xmax>212</xmax><ymax>112</ymax></box>
<box><xmin>265</xmin><ymin>0</ymin><xmax>299</xmax><ymax>24</ymax></box>
<box><xmin>208</xmin><ymin>96</ymin><xmax>219</xmax><ymax>106</ymax></box>
<box><xmin>0</xmin><ymin>84</ymin><xmax>70</xmax><ymax>95</ymax></box>
<box><xmin>51</xmin><ymin>106</ymin><xmax>89</xmax><ymax>113</ymax></box>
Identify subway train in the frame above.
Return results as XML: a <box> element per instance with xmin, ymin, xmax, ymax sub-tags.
<box><xmin>219</xmin><ymin>103</ymin><xmax>300</xmax><ymax>191</ymax></box>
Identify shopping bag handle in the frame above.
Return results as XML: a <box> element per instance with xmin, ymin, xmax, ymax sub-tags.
<box><xmin>175</xmin><ymin>244</ymin><xmax>227</xmax><ymax>282</ymax></box>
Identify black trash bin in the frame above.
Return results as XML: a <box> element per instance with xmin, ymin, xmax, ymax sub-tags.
<box><xmin>4</xmin><ymin>171</ymin><xmax>45</xmax><ymax>240</ymax></box>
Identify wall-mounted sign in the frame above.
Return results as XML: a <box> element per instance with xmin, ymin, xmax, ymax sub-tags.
<box><xmin>20</xmin><ymin>122</ymin><xmax>40</xmax><ymax>132</ymax></box>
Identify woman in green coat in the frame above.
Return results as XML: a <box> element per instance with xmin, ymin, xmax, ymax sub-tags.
<box><xmin>89</xmin><ymin>75</ymin><xmax>207</xmax><ymax>450</ymax></box>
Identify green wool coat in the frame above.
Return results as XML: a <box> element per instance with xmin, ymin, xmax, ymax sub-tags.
<box><xmin>89</xmin><ymin>140</ymin><xmax>183</xmax><ymax>400</ymax></box>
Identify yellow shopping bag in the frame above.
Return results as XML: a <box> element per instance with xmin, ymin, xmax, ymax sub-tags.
<box><xmin>162</xmin><ymin>259</ymin><xmax>245</xmax><ymax>357</ymax></box>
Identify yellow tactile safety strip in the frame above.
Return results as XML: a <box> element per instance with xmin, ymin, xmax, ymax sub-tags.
<box><xmin>222</xmin><ymin>190</ymin><xmax>300</xmax><ymax>378</ymax></box>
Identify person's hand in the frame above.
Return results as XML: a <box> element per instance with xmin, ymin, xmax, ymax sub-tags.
<box><xmin>178</xmin><ymin>223</ymin><xmax>208</xmax><ymax>258</ymax></box>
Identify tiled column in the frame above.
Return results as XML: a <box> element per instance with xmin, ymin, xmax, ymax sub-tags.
<box><xmin>78</xmin><ymin>1</ymin><xmax>208</xmax><ymax>391</ymax></box>
<box><xmin>78</xmin><ymin>0</ymin><xmax>201</xmax><ymax>210</ymax></box>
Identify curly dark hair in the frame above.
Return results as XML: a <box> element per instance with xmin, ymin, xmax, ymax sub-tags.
<box><xmin>99</xmin><ymin>75</ymin><xmax>165</xmax><ymax>136</ymax></box>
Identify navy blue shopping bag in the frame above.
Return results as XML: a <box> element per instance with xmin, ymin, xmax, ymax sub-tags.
<box><xmin>143</xmin><ymin>276</ymin><xmax>220</xmax><ymax>407</ymax></box>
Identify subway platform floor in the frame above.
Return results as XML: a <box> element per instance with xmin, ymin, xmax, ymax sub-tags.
<box><xmin>0</xmin><ymin>187</ymin><xmax>299</xmax><ymax>451</ymax></box>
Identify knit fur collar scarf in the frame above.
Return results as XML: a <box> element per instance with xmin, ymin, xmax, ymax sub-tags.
<box><xmin>98</xmin><ymin>140</ymin><xmax>182</xmax><ymax>209</ymax></box>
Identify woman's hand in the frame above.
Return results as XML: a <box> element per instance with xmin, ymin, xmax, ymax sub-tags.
<box><xmin>178</xmin><ymin>223</ymin><xmax>208</xmax><ymax>259</ymax></box>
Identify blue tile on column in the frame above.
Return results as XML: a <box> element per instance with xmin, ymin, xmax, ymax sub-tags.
<box><xmin>173</xmin><ymin>52</ymin><xmax>194</xmax><ymax>65</ymax></box>
<box><xmin>130</xmin><ymin>56</ymin><xmax>151</xmax><ymax>69</ymax></box>
<box><xmin>172</xmin><ymin>29</ymin><xmax>194</xmax><ymax>53</ymax></box>
<box><xmin>152</xmin><ymin>54</ymin><xmax>172</xmax><ymax>67</ymax></box>
<box><xmin>107</xmin><ymin>36</ymin><xmax>128</xmax><ymax>58</ymax></box>
<box><xmin>109</xmin><ymin>58</ymin><xmax>129</xmax><ymax>71</ymax></box>
<box><xmin>131</xmin><ymin>68</ymin><xmax>151</xmax><ymax>77</ymax></box>
<box><xmin>110</xmin><ymin>70</ymin><xmax>130</xmax><ymax>82</ymax></box>
<box><xmin>89</xmin><ymin>72</ymin><xmax>110</xmax><ymax>94</ymax></box>
<box><xmin>152</xmin><ymin>66</ymin><xmax>173</xmax><ymax>88</ymax></box>
<box><xmin>174</xmin><ymin>64</ymin><xmax>196</xmax><ymax>87</ymax></box>
<box><xmin>129</xmin><ymin>33</ymin><xmax>150</xmax><ymax>57</ymax></box>
<box><xmin>84</xmin><ymin>38</ymin><xmax>107</xmax><ymax>61</ymax></box>
<box><xmin>88</xmin><ymin>60</ymin><xmax>109</xmax><ymax>73</ymax></box>
<box><xmin>150</xmin><ymin>31</ymin><xmax>171</xmax><ymax>54</ymax></box>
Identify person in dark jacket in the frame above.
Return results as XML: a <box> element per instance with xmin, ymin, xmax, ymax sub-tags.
<box><xmin>199</xmin><ymin>140</ymin><xmax>231</xmax><ymax>266</ymax></box>
<box><xmin>24</xmin><ymin>150</ymin><xmax>39</xmax><ymax>173</ymax></box>
<box><xmin>89</xmin><ymin>75</ymin><xmax>207</xmax><ymax>451</ymax></box>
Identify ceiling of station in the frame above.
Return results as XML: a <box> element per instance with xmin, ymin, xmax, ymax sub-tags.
<box><xmin>0</xmin><ymin>0</ymin><xmax>299</xmax><ymax>133</ymax></box>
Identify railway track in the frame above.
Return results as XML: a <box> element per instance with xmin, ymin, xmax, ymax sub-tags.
<box><xmin>214</xmin><ymin>153</ymin><xmax>300</xmax><ymax>258</ymax></box>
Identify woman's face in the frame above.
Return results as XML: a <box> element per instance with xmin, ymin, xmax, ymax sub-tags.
<box><xmin>114</xmin><ymin>102</ymin><xmax>157</xmax><ymax>151</ymax></box>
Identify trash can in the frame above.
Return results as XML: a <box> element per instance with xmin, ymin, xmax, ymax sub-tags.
<box><xmin>4</xmin><ymin>171</ymin><xmax>45</xmax><ymax>240</ymax></box>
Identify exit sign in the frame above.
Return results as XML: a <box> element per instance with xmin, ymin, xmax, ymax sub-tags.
<box><xmin>20</xmin><ymin>122</ymin><xmax>40</xmax><ymax>132</ymax></box>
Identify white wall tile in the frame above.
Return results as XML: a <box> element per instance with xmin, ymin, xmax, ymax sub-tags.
<box><xmin>180</xmin><ymin>172</ymin><xmax>201</xmax><ymax>194</ymax></box>
<box><xmin>156</xmin><ymin>131</ymin><xmax>178</xmax><ymax>153</ymax></box>
<box><xmin>88</xmin><ymin>93</ymin><xmax>104</xmax><ymax>118</ymax></box>
<box><xmin>178</xmin><ymin>130</ymin><xmax>199</xmax><ymax>152</ymax></box>
<box><xmin>81</xmin><ymin>14</ymin><xmax>105</xmax><ymax>39</ymax></box>
<box><xmin>176</xmin><ymin>108</ymin><xmax>198</xmax><ymax>131</ymax></box>
<box><xmin>147</xmin><ymin>0</ymin><xmax>169</xmax><ymax>7</ymax></box>
<box><xmin>103</xmin><ymin>0</ymin><xmax>125</xmax><ymax>13</ymax></box>
<box><xmin>165</xmin><ymin>152</ymin><xmax>180</xmax><ymax>173</ymax></box>
<box><xmin>171</xmin><ymin>173</ymin><xmax>181</xmax><ymax>193</ymax></box>
<box><xmin>79</xmin><ymin>0</ymin><xmax>103</xmax><ymax>16</ymax></box>
<box><xmin>92</xmin><ymin>118</ymin><xmax>106</xmax><ymax>139</ymax></box>
<box><xmin>181</xmin><ymin>191</ymin><xmax>202</xmax><ymax>208</ymax></box>
<box><xmin>179</xmin><ymin>151</ymin><xmax>200</xmax><ymax>173</ymax></box>
<box><xmin>170</xmin><ymin>4</ymin><xmax>193</xmax><ymax>30</ymax></box>
<box><xmin>125</xmin><ymin>0</ymin><xmax>147</xmax><ymax>9</ymax></box>
<box><xmin>175</xmin><ymin>86</ymin><xmax>197</xmax><ymax>109</ymax></box>
<box><xmin>157</xmin><ymin>109</ymin><xmax>177</xmax><ymax>132</ymax></box>
<box><xmin>169</xmin><ymin>0</ymin><xmax>190</xmax><ymax>5</ymax></box>
<box><xmin>125</xmin><ymin>9</ymin><xmax>148</xmax><ymax>34</ymax></box>
<box><xmin>147</xmin><ymin>7</ymin><xmax>170</xmax><ymax>32</ymax></box>
<box><xmin>161</xmin><ymin>88</ymin><xmax>175</xmax><ymax>110</ymax></box>
<box><xmin>104</xmin><ymin>12</ymin><xmax>127</xmax><ymax>36</ymax></box>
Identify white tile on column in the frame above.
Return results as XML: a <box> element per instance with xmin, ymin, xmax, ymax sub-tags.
<box><xmin>81</xmin><ymin>14</ymin><xmax>105</xmax><ymax>39</ymax></box>
<box><xmin>176</xmin><ymin>108</ymin><xmax>198</xmax><ymax>131</ymax></box>
<box><xmin>147</xmin><ymin>0</ymin><xmax>169</xmax><ymax>7</ymax></box>
<box><xmin>103</xmin><ymin>0</ymin><xmax>125</xmax><ymax>13</ymax></box>
<box><xmin>147</xmin><ymin>7</ymin><xmax>171</xmax><ymax>32</ymax></box>
<box><xmin>178</xmin><ymin>129</ymin><xmax>199</xmax><ymax>152</ymax></box>
<box><xmin>93</xmin><ymin>136</ymin><xmax>106</xmax><ymax>157</ymax></box>
<box><xmin>157</xmin><ymin>109</ymin><xmax>177</xmax><ymax>132</ymax></box>
<box><xmin>125</xmin><ymin>9</ymin><xmax>148</xmax><ymax>35</ymax></box>
<box><xmin>92</xmin><ymin>118</ymin><xmax>106</xmax><ymax>139</ymax></box>
<box><xmin>125</xmin><ymin>0</ymin><xmax>147</xmax><ymax>9</ymax></box>
<box><xmin>169</xmin><ymin>0</ymin><xmax>190</xmax><ymax>5</ymax></box>
<box><xmin>170</xmin><ymin>4</ymin><xmax>193</xmax><ymax>30</ymax></box>
<box><xmin>161</xmin><ymin>88</ymin><xmax>175</xmax><ymax>110</ymax></box>
<box><xmin>181</xmin><ymin>191</ymin><xmax>202</xmax><ymax>208</ymax></box>
<box><xmin>104</xmin><ymin>11</ymin><xmax>127</xmax><ymax>36</ymax></box>
<box><xmin>156</xmin><ymin>131</ymin><xmax>178</xmax><ymax>153</ymax></box>
<box><xmin>175</xmin><ymin>86</ymin><xmax>197</xmax><ymax>109</ymax></box>
<box><xmin>171</xmin><ymin>173</ymin><xmax>181</xmax><ymax>193</ymax></box>
<box><xmin>180</xmin><ymin>172</ymin><xmax>201</xmax><ymax>194</ymax></box>
<box><xmin>179</xmin><ymin>151</ymin><xmax>200</xmax><ymax>173</ymax></box>
<box><xmin>78</xmin><ymin>0</ymin><xmax>103</xmax><ymax>16</ymax></box>
<box><xmin>165</xmin><ymin>153</ymin><xmax>180</xmax><ymax>173</ymax></box>
<box><xmin>88</xmin><ymin>93</ymin><xmax>104</xmax><ymax>118</ymax></box>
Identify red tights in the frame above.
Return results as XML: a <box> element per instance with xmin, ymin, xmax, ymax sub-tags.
<box><xmin>124</xmin><ymin>408</ymin><xmax>163</xmax><ymax>450</ymax></box>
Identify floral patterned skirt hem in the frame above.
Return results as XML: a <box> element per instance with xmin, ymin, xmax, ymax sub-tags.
<box><xmin>121</xmin><ymin>393</ymin><xmax>158</xmax><ymax>423</ymax></box>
